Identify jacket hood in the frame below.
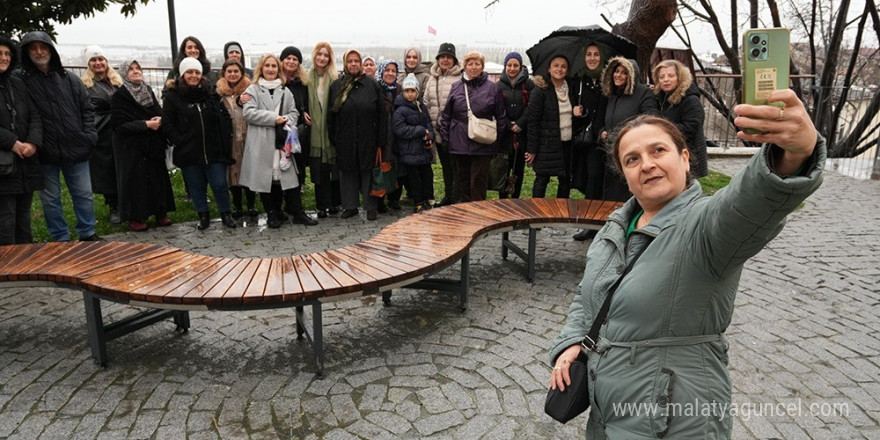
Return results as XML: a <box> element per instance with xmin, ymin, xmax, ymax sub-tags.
<box><xmin>601</xmin><ymin>56</ymin><xmax>635</xmax><ymax>97</ymax></box>
<box><xmin>223</xmin><ymin>41</ymin><xmax>245</xmax><ymax>61</ymax></box>
<box><xmin>0</xmin><ymin>36</ymin><xmax>18</xmax><ymax>80</ymax></box>
<box><xmin>19</xmin><ymin>31</ymin><xmax>63</xmax><ymax>73</ymax></box>
<box><xmin>654</xmin><ymin>64</ymin><xmax>693</xmax><ymax>105</ymax></box>
<box><xmin>429</xmin><ymin>61</ymin><xmax>462</xmax><ymax>78</ymax></box>
<box><xmin>500</xmin><ymin>64</ymin><xmax>530</xmax><ymax>88</ymax></box>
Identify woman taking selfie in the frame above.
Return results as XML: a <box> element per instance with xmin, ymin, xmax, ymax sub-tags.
<box><xmin>549</xmin><ymin>90</ymin><xmax>824</xmax><ymax>438</ymax></box>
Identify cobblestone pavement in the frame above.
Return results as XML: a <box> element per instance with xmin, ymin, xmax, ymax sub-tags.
<box><xmin>1</xmin><ymin>157</ymin><xmax>878</xmax><ymax>439</ymax></box>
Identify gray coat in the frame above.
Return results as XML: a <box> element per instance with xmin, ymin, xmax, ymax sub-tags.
<box><xmin>550</xmin><ymin>139</ymin><xmax>825</xmax><ymax>438</ymax></box>
<box><xmin>240</xmin><ymin>83</ymin><xmax>299</xmax><ymax>193</ymax></box>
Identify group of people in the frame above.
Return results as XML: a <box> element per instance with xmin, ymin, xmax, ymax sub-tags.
<box><xmin>0</xmin><ymin>31</ymin><xmax>708</xmax><ymax>243</ymax></box>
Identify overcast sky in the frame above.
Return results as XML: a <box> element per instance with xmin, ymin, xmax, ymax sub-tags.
<box><xmin>52</xmin><ymin>0</ymin><xmax>720</xmax><ymax>60</ymax></box>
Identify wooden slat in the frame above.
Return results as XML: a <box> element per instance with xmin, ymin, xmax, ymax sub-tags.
<box><xmin>1</xmin><ymin>243</ymin><xmax>66</xmax><ymax>281</ymax></box>
<box><xmin>221</xmin><ymin>258</ymin><xmax>262</xmax><ymax>306</ymax></box>
<box><xmin>366</xmin><ymin>235</ymin><xmax>457</xmax><ymax>261</ymax></box>
<box><xmin>260</xmin><ymin>258</ymin><xmax>286</xmax><ymax>303</ymax></box>
<box><xmin>332</xmin><ymin>246</ymin><xmax>415</xmax><ymax>281</ymax></box>
<box><xmin>495</xmin><ymin>198</ymin><xmax>541</xmax><ymax>221</ymax></box>
<box><xmin>596</xmin><ymin>200</ymin><xmax>620</xmax><ymax>221</ymax></box>
<box><xmin>83</xmin><ymin>251</ymin><xmax>193</xmax><ymax>300</ymax></box>
<box><xmin>449</xmin><ymin>203</ymin><xmax>508</xmax><ymax>223</ymax></box>
<box><xmin>194</xmin><ymin>258</ymin><xmax>252</xmax><ymax>306</ymax></box>
<box><xmin>508</xmin><ymin>198</ymin><xmax>546</xmax><ymax>219</ymax></box>
<box><xmin>17</xmin><ymin>242</ymin><xmax>93</xmax><ymax>280</ymax></box>
<box><xmin>355</xmin><ymin>241</ymin><xmax>437</xmax><ymax>265</ymax></box>
<box><xmin>279</xmin><ymin>257</ymin><xmax>304</xmax><ymax>300</ymax></box>
<box><xmin>241</xmin><ymin>259</ymin><xmax>272</xmax><ymax>304</ymax></box>
<box><xmin>583</xmin><ymin>199</ymin><xmax>604</xmax><ymax>222</ymax></box>
<box><xmin>176</xmin><ymin>258</ymin><xmax>243</xmax><ymax>305</ymax></box>
<box><xmin>0</xmin><ymin>244</ymin><xmax>48</xmax><ymax>280</ymax></box>
<box><xmin>324</xmin><ymin>249</ymin><xmax>392</xmax><ymax>286</ymax></box>
<box><xmin>150</xmin><ymin>257</ymin><xmax>231</xmax><ymax>303</ymax></box>
<box><xmin>292</xmin><ymin>256</ymin><xmax>323</xmax><ymax>297</ymax></box>
<box><xmin>127</xmin><ymin>255</ymin><xmax>217</xmax><ymax>303</ymax></box>
<box><xmin>553</xmin><ymin>198</ymin><xmax>573</xmax><ymax>220</ymax></box>
<box><xmin>309</xmin><ymin>252</ymin><xmax>364</xmax><ymax>293</ymax></box>
<box><xmin>299</xmin><ymin>254</ymin><xmax>342</xmax><ymax>298</ymax></box>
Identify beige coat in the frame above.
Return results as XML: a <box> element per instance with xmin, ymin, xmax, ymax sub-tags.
<box><xmin>423</xmin><ymin>62</ymin><xmax>462</xmax><ymax>144</ymax></box>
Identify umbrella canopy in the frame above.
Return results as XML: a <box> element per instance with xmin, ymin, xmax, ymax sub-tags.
<box><xmin>526</xmin><ymin>25</ymin><xmax>638</xmax><ymax>78</ymax></box>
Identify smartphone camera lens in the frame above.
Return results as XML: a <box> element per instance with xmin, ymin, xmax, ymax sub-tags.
<box><xmin>751</xmin><ymin>48</ymin><xmax>761</xmax><ymax>58</ymax></box>
<box><xmin>751</xmin><ymin>35</ymin><xmax>761</xmax><ymax>45</ymax></box>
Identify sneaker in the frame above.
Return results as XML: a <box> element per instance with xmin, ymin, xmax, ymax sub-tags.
<box><xmin>341</xmin><ymin>209</ymin><xmax>358</xmax><ymax>219</ymax></box>
<box><xmin>80</xmin><ymin>234</ymin><xmax>104</xmax><ymax>242</ymax></box>
<box><xmin>128</xmin><ymin>220</ymin><xmax>149</xmax><ymax>232</ymax></box>
<box><xmin>157</xmin><ymin>216</ymin><xmax>173</xmax><ymax>227</ymax></box>
<box><xmin>109</xmin><ymin>208</ymin><xmax>121</xmax><ymax>225</ymax></box>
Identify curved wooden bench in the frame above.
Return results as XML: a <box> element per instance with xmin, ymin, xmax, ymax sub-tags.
<box><xmin>0</xmin><ymin>198</ymin><xmax>620</xmax><ymax>376</ymax></box>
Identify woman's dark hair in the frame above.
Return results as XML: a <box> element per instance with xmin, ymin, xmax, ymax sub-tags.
<box><xmin>174</xmin><ymin>36</ymin><xmax>210</xmax><ymax>75</ymax></box>
<box><xmin>221</xmin><ymin>59</ymin><xmax>245</xmax><ymax>76</ymax></box>
<box><xmin>607</xmin><ymin>115</ymin><xmax>694</xmax><ymax>185</ymax></box>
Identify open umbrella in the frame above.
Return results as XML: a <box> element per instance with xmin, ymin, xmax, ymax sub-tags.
<box><xmin>526</xmin><ymin>25</ymin><xmax>637</xmax><ymax>78</ymax></box>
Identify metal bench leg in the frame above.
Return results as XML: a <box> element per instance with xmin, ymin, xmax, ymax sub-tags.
<box><xmin>295</xmin><ymin>306</ymin><xmax>305</xmax><ymax>340</ymax></box>
<box><xmin>527</xmin><ymin>228</ymin><xmax>537</xmax><ymax>282</ymax></box>
<box><xmin>382</xmin><ymin>290</ymin><xmax>392</xmax><ymax>306</ymax></box>
<box><xmin>460</xmin><ymin>251</ymin><xmax>470</xmax><ymax>312</ymax></box>
<box><xmin>82</xmin><ymin>291</ymin><xmax>108</xmax><ymax>367</ymax></box>
<box><xmin>501</xmin><ymin>231</ymin><xmax>509</xmax><ymax>259</ymax></box>
<box><xmin>312</xmin><ymin>303</ymin><xmax>324</xmax><ymax>379</ymax></box>
<box><xmin>173</xmin><ymin>311</ymin><xmax>190</xmax><ymax>333</ymax></box>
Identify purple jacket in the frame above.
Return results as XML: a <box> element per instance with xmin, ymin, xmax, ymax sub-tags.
<box><xmin>439</xmin><ymin>72</ymin><xmax>508</xmax><ymax>156</ymax></box>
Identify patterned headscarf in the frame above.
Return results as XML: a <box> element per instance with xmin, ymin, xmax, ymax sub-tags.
<box><xmin>375</xmin><ymin>59</ymin><xmax>399</xmax><ymax>92</ymax></box>
<box><xmin>119</xmin><ymin>60</ymin><xmax>154</xmax><ymax>107</ymax></box>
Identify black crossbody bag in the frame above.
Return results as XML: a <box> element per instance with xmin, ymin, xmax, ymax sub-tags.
<box><xmin>545</xmin><ymin>237</ymin><xmax>654</xmax><ymax>423</ymax></box>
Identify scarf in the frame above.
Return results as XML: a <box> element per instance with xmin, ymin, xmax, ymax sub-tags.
<box><xmin>403</xmin><ymin>47</ymin><xmax>422</xmax><ymax>74</ymax></box>
<box><xmin>119</xmin><ymin>60</ymin><xmax>154</xmax><ymax>107</ymax></box>
<box><xmin>307</xmin><ymin>68</ymin><xmax>335</xmax><ymax>162</ymax></box>
<box><xmin>376</xmin><ymin>59</ymin><xmax>398</xmax><ymax>93</ymax></box>
<box><xmin>331</xmin><ymin>72</ymin><xmax>361</xmax><ymax>113</ymax></box>
<box><xmin>576</xmin><ymin>42</ymin><xmax>606</xmax><ymax>80</ymax></box>
<box><xmin>257</xmin><ymin>78</ymin><xmax>282</xmax><ymax>90</ymax></box>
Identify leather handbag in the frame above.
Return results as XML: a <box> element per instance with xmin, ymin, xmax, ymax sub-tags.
<box><xmin>572</xmin><ymin>82</ymin><xmax>595</xmax><ymax>147</ymax></box>
<box><xmin>488</xmin><ymin>152</ymin><xmax>509</xmax><ymax>192</ymax></box>
<box><xmin>369</xmin><ymin>148</ymin><xmax>397</xmax><ymax>197</ymax></box>
<box><xmin>545</xmin><ymin>237</ymin><xmax>655</xmax><ymax>424</ymax></box>
<box><xmin>464</xmin><ymin>83</ymin><xmax>497</xmax><ymax>144</ymax></box>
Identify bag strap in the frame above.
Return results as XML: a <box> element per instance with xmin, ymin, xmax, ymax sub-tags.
<box><xmin>464</xmin><ymin>82</ymin><xmax>472</xmax><ymax>113</ymax></box>
<box><xmin>375</xmin><ymin>147</ymin><xmax>383</xmax><ymax>166</ymax></box>
<box><xmin>582</xmin><ymin>236</ymin><xmax>655</xmax><ymax>351</ymax></box>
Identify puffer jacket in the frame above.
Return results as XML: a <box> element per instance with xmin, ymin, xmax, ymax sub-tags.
<box><xmin>601</xmin><ymin>57</ymin><xmax>658</xmax><ymax>134</ymax></box>
<box><xmin>498</xmin><ymin>66</ymin><xmax>534</xmax><ymax>155</ymax></box>
<box><xmin>391</xmin><ymin>93</ymin><xmax>434</xmax><ymax>166</ymax></box>
<box><xmin>439</xmin><ymin>71</ymin><xmax>508</xmax><ymax>156</ymax></box>
<box><xmin>526</xmin><ymin>75</ymin><xmax>576</xmax><ymax>176</ymax></box>
<box><xmin>16</xmin><ymin>31</ymin><xmax>96</xmax><ymax>165</ymax></box>
<box><xmin>657</xmin><ymin>81</ymin><xmax>709</xmax><ymax>178</ymax></box>
<box><xmin>550</xmin><ymin>138</ymin><xmax>826</xmax><ymax>439</ymax></box>
<box><xmin>161</xmin><ymin>80</ymin><xmax>232</xmax><ymax>167</ymax></box>
<box><xmin>0</xmin><ymin>36</ymin><xmax>43</xmax><ymax>195</ymax></box>
<box><xmin>423</xmin><ymin>62</ymin><xmax>462</xmax><ymax>144</ymax></box>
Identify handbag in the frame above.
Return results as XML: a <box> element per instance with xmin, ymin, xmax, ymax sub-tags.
<box><xmin>274</xmin><ymin>94</ymin><xmax>287</xmax><ymax>149</ymax></box>
<box><xmin>572</xmin><ymin>81</ymin><xmax>595</xmax><ymax>147</ymax></box>
<box><xmin>545</xmin><ymin>237</ymin><xmax>655</xmax><ymax>423</ymax></box>
<box><xmin>0</xmin><ymin>150</ymin><xmax>16</xmax><ymax>176</ymax></box>
<box><xmin>369</xmin><ymin>148</ymin><xmax>397</xmax><ymax>197</ymax></box>
<box><xmin>464</xmin><ymin>83</ymin><xmax>497</xmax><ymax>144</ymax></box>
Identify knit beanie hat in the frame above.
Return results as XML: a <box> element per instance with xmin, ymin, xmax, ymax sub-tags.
<box><xmin>82</xmin><ymin>45</ymin><xmax>104</xmax><ymax>63</ymax></box>
<box><xmin>402</xmin><ymin>73</ymin><xmax>419</xmax><ymax>90</ymax></box>
<box><xmin>503</xmin><ymin>51</ymin><xmax>522</xmax><ymax>67</ymax></box>
<box><xmin>178</xmin><ymin>57</ymin><xmax>203</xmax><ymax>74</ymax></box>
<box><xmin>280</xmin><ymin>46</ymin><xmax>303</xmax><ymax>62</ymax></box>
<box><xmin>226</xmin><ymin>43</ymin><xmax>242</xmax><ymax>56</ymax></box>
<box><xmin>436</xmin><ymin>42</ymin><xmax>456</xmax><ymax>61</ymax></box>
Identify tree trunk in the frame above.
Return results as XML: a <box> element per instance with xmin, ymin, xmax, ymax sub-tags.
<box><xmin>612</xmin><ymin>0</ymin><xmax>677</xmax><ymax>81</ymax></box>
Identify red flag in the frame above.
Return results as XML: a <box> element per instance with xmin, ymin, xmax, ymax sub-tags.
<box><xmin>428</xmin><ymin>26</ymin><xmax>437</xmax><ymax>35</ymax></box>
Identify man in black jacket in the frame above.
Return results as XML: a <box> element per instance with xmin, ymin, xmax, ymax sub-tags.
<box><xmin>17</xmin><ymin>31</ymin><xmax>101</xmax><ymax>242</ymax></box>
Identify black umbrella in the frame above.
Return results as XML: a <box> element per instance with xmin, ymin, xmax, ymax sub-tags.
<box><xmin>526</xmin><ymin>25</ymin><xmax>638</xmax><ymax>78</ymax></box>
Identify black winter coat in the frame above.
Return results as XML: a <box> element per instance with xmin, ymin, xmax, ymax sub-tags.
<box><xmin>657</xmin><ymin>84</ymin><xmax>708</xmax><ymax>177</ymax></box>
<box><xmin>391</xmin><ymin>94</ymin><xmax>434</xmax><ymax>166</ymax></box>
<box><xmin>86</xmin><ymin>81</ymin><xmax>119</xmax><ymax>194</ymax></box>
<box><xmin>498</xmin><ymin>68</ymin><xmax>534</xmax><ymax>155</ymax></box>
<box><xmin>527</xmin><ymin>77</ymin><xmax>576</xmax><ymax>176</ymax></box>
<box><xmin>161</xmin><ymin>81</ymin><xmax>232</xmax><ymax>167</ymax></box>
<box><xmin>284</xmin><ymin>77</ymin><xmax>311</xmax><ymax>157</ymax></box>
<box><xmin>0</xmin><ymin>65</ymin><xmax>43</xmax><ymax>195</ymax></box>
<box><xmin>602</xmin><ymin>84</ymin><xmax>657</xmax><ymax>134</ymax></box>
<box><xmin>16</xmin><ymin>31</ymin><xmax>96</xmax><ymax>165</ymax></box>
<box><xmin>111</xmin><ymin>85</ymin><xmax>175</xmax><ymax>221</ymax></box>
<box><xmin>328</xmin><ymin>75</ymin><xmax>387</xmax><ymax>172</ymax></box>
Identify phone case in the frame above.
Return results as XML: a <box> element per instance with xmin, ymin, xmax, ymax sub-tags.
<box><xmin>742</xmin><ymin>28</ymin><xmax>790</xmax><ymax>107</ymax></box>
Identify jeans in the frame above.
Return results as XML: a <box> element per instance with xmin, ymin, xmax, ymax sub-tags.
<box><xmin>0</xmin><ymin>193</ymin><xmax>34</xmax><ymax>244</ymax></box>
<box><xmin>181</xmin><ymin>162</ymin><xmax>231</xmax><ymax>213</ymax></box>
<box><xmin>40</xmin><ymin>161</ymin><xmax>96</xmax><ymax>241</ymax></box>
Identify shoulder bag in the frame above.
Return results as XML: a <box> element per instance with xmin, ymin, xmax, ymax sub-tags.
<box><xmin>572</xmin><ymin>81</ymin><xmax>594</xmax><ymax>147</ymax></box>
<box><xmin>545</xmin><ymin>236</ymin><xmax>654</xmax><ymax>423</ymax></box>
<box><xmin>464</xmin><ymin>83</ymin><xmax>497</xmax><ymax>144</ymax></box>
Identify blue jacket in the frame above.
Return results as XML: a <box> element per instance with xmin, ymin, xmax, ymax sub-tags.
<box><xmin>391</xmin><ymin>94</ymin><xmax>434</xmax><ymax>166</ymax></box>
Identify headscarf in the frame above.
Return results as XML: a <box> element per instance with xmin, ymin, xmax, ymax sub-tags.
<box><xmin>577</xmin><ymin>42</ymin><xmax>606</xmax><ymax>80</ymax></box>
<box><xmin>331</xmin><ymin>49</ymin><xmax>363</xmax><ymax>112</ymax></box>
<box><xmin>403</xmin><ymin>47</ymin><xmax>422</xmax><ymax>74</ymax></box>
<box><xmin>119</xmin><ymin>60</ymin><xmax>154</xmax><ymax>107</ymax></box>
<box><xmin>375</xmin><ymin>59</ymin><xmax>399</xmax><ymax>93</ymax></box>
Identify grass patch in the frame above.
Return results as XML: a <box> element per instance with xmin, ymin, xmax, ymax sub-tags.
<box><xmin>29</xmin><ymin>164</ymin><xmax>732</xmax><ymax>242</ymax></box>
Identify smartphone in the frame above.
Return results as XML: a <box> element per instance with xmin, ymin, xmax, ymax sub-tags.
<box><xmin>742</xmin><ymin>28</ymin><xmax>790</xmax><ymax>133</ymax></box>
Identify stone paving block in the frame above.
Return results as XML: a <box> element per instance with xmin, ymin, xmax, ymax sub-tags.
<box><xmin>454</xmin><ymin>414</ymin><xmax>496</xmax><ymax>438</ymax></box>
<box><xmin>95</xmin><ymin>428</ymin><xmax>133</xmax><ymax>440</ymax></box>
<box><xmin>476</xmin><ymin>365</ymin><xmax>514</xmax><ymax>389</ymax></box>
<box><xmin>501</xmin><ymin>388</ymin><xmax>531</xmax><ymax>417</ymax></box>
<box><xmin>388</xmin><ymin>375</ymin><xmax>440</xmax><ymax>389</ymax></box>
<box><xmin>359</xmin><ymin>384</ymin><xmax>386</xmax><ymax>411</ymax></box>
<box><xmin>432</xmin><ymin>354</ymin><xmax>478</xmax><ymax>371</ymax></box>
<box><xmin>441</xmin><ymin>381</ymin><xmax>475</xmax><ymax>411</ymax></box>
<box><xmin>394</xmin><ymin>400</ymin><xmax>422</xmax><ymax>422</ymax></box>
<box><xmin>345</xmin><ymin>366</ymin><xmax>391</xmax><ymax>389</ymax></box>
<box><xmin>129</xmin><ymin>410</ymin><xmax>163</xmax><ymax>439</ymax></box>
<box><xmin>413</xmin><ymin>411</ymin><xmax>465</xmax><ymax>436</ymax></box>
<box><xmin>474</xmin><ymin>388</ymin><xmax>503</xmax><ymax>415</ymax></box>
<box><xmin>440</xmin><ymin>367</ymin><xmax>486</xmax><ymax>389</ymax></box>
<box><xmin>416</xmin><ymin>387</ymin><xmax>453</xmax><ymax>414</ymax></box>
<box><xmin>365</xmin><ymin>411</ymin><xmax>412</xmax><ymax>435</ymax></box>
<box><xmin>301</xmin><ymin>396</ymin><xmax>338</xmax><ymax>430</ymax></box>
<box><xmin>385</xmin><ymin>352</ymin><xmax>431</xmax><ymax>366</ymax></box>
<box><xmin>482</xmin><ymin>418</ymin><xmax>520</xmax><ymax>440</ymax></box>
<box><xmin>330</xmin><ymin>393</ymin><xmax>359</xmax><ymax>425</ymax></box>
<box><xmin>153</xmin><ymin>425</ymin><xmax>187</xmax><ymax>439</ymax></box>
